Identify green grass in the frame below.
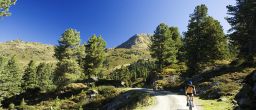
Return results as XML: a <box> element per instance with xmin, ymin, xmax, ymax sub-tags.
<box><xmin>133</xmin><ymin>94</ymin><xmax>156</xmax><ymax>110</ymax></box>
<box><xmin>0</xmin><ymin>41</ymin><xmax>151</xmax><ymax>75</ymax></box>
<box><xmin>196</xmin><ymin>97</ymin><xmax>233</xmax><ymax>110</ymax></box>
<box><xmin>117</xmin><ymin>91</ymin><xmax>156</xmax><ymax>110</ymax></box>
<box><xmin>0</xmin><ymin>40</ymin><xmax>56</xmax><ymax>65</ymax></box>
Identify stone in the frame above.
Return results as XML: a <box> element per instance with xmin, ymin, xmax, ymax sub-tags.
<box><xmin>253</xmin><ymin>84</ymin><xmax>256</xmax><ymax>96</ymax></box>
<box><xmin>252</xmin><ymin>72</ymin><xmax>256</xmax><ymax>82</ymax></box>
<box><xmin>238</xmin><ymin>98</ymin><xmax>252</xmax><ymax>108</ymax></box>
<box><xmin>217</xmin><ymin>97</ymin><xmax>228</xmax><ymax>102</ymax></box>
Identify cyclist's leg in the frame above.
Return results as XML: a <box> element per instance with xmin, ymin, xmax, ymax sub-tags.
<box><xmin>191</xmin><ymin>94</ymin><xmax>194</xmax><ymax>107</ymax></box>
<box><xmin>186</xmin><ymin>94</ymin><xmax>189</xmax><ymax>106</ymax></box>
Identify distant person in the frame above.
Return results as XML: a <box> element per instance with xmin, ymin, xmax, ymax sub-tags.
<box><xmin>185</xmin><ymin>80</ymin><xmax>196</xmax><ymax>106</ymax></box>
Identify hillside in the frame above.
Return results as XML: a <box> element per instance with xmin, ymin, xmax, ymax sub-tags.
<box><xmin>104</xmin><ymin>48</ymin><xmax>151</xmax><ymax>74</ymax></box>
<box><xmin>116</xmin><ymin>34</ymin><xmax>152</xmax><ymax>49</ymax></box>
<box><xmin>0</xmin><ymin>40</ymin><xmax>56</xmax><ymax>65</ymax></box>
<box><xmin>0</xmin><ymin>40</ymin><xmax>151</xmax><ymax>73</ymax></box>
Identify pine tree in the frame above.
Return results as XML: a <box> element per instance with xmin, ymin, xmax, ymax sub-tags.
<box><xmin>19</xmin><ymin>98</ymin><xmax>27</xmax><ymax>109</ymax></box>
<box><xmin>227</xmin><ymin>0</ymin><xmax>256</xmax><ymax>64</ymax></box>
<box><xmin>8</xmin><ymin>103</ymin><xmax>15</xmax><ymax>110</ymax></box>
<box><xmin>0</xmin><ymin>0</ymin><xmax>16</xmax><ymax>17</ymax></box>
<box><xmin>22</xmin><ymin>60</ymin><xmax>38</xmax><ymax>90</ymax></box>
<box><xmin>54</xmin><ymin>28</ymin><xmax>83</xmax><ymax>87</ymax></box>
<box><xmin>37</xmin><ymin>63</ymin><xmax>55</xmax><ymax>92</ymax></box>
<box><xmin>0</xmin><ymin>56</ymin><xmax>8</xmax><ymax>105</ymax></box>
<box><xmin>185</xmin><ymin>4</ymin><xmax>228</xmax><ymax>74</ymax></box>
<box><xmin>54</xmin><ymin>58</ymin><xmax>83</xmax><ymax>87</ymax></box>
<box><xmin>0</xmin><ymin>56</ymin><xmax>22</xmax><ymax>100</ymax></box>
<box><xmin>150</xmin><ymin>23</ymin><xmax>181</xmax><ymax>72</ymax></box>
<box><xmin>84</xmin><ymin>35</ymin><xmax>106</xmax><ymax>78</ymax></box>
<box><xmin>54</xmin><ymin>28</ymin><xmax>81</xmax><ymax>61</ymax></box>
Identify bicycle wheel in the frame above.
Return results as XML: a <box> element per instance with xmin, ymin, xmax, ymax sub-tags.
<box><xmin>189</xmin><ymin>99</ymin><xmax>193</xmax><ymax>110</ymax></box>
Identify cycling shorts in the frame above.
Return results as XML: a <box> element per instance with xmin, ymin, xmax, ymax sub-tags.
<box><xmin>186</xmin><ymin>93</ymin><xmax>193</xmax><ymax>96</ymax></box>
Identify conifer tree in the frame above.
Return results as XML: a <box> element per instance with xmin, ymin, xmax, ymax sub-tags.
<box><xmin>54</xmin><ymin>28</ymin><xmax>81</xmax><ymax>61</ymax></box>
<box><xmin>84</xmin><ymin>35</ymin><xmax>106</xmax><ymax>78</ymax></box>
<box><xmin>0</xmin><ymin>56</ymin><xmax>22</xmax><ymax>101</ymax></box>
<box><xmin>150</xmin><ymin>23</ymin><xmax>181</xmax><ymax>72</ymax></box>
<box><xmin>37</xmin><ymin>63</ymin><xmax>54</xmax><ymax>92</ymax></box>
<box><xmin>54</xmin><ymin>28</ymin><xmax>83</xmax><ymax>87</ymax></box>
<box><xmin>227</xmin><ymin>0</ymin><xmax>256</xmax><ymax>64</ymax></box>
<box><xmin>22</xmin><ymin>60</ymin><xmax>38</xmax><ymax>90</ymax></box>
<box><xmin>185</xmin><ymin>4</ymin><xmax>228</xmax><ymax>74</ymax></box>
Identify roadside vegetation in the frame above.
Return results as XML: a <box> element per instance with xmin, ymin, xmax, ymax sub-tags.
<box><xmin>196</xmin><ymin>97</ymin><xmax>233</xmax><ymax>110</ymax></box>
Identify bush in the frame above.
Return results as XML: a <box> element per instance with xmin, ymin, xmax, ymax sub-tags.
<box><xmin>97</xmin><ymin>86</ymin><xmax>118</xmax><ymax>97</ymax></box>
<box><xmin>200</xmin><ymin>82</ymin><xmax>240</xmax><ymax>99</ymax></box>
<box><xmin>119</xmin><ymin>91</ymin><xmax>155</xmax><ymax>110</ymax></box>
<box><xmin>8</xmin><ymin>103</ymin><xmax>15</xmax><ymax>110</ymax></box>
<box><xmin>62</xmin><ymin>83</ymin><xmax>87</xmax><ymax>92</ymax></box>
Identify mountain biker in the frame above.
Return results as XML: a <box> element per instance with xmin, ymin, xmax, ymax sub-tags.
<box><xmin>185</xmin><ymin>80</ymin><xmax>196</xmax><ymax>106</ymax></box>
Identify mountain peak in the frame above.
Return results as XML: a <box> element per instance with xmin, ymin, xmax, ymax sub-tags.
<box><xmin>116</xmin><ymin>33</ymin><xmax>152</xmax><ymax>49</ymax></box>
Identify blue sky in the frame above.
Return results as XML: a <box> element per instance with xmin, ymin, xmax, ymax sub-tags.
<box><xmin>0</xmin><ymin>0</ymin><xmax>236</xmax><ymax>48</ymax></box>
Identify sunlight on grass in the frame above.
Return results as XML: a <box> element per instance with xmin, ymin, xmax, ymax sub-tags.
<box><xmin>195</xmin><ymin>97</ymin><xmax>233</xmax><ymax>110</ymax></box>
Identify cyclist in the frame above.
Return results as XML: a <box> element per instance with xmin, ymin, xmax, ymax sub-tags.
<box><xmin>185</xmin><ymin>80</ymin><xmax>196</xmax><ymax>106</ymax></box>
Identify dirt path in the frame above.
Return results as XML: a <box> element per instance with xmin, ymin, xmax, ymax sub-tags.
<box><xmin>132</xmin><ymin>88</ymin><xmax>199</xmax><ymax>110</ymax></box>
<box><xmin>150</xmin><ymin>92</ymin><xmax>199</xmax><ymax>110</ymax></box>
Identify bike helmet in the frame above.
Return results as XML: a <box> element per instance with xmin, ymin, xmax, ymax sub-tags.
<box><xmin>188</xmin><ymin>80</ymin><xmax>193</xmax><ymax>85</ymax></box>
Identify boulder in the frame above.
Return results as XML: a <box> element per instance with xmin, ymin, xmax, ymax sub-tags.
<box><xmin>238</xmin><ymin>98</ymin><xmax>252</xmax><ymax>108</ymax></box>
<box><xmin>252</xmin><ymin>72</ymin><xmax>256</xmax><ymax>82</ymax></box>
<box><xmin>253</xmin><ymin>83</ymin><xmax>256</xmax><ymax>96</ymax></box>
<box><xmin>217</xmin><ymin>97</ymin><xmax>228</xmax><ymax>102</ymax></box>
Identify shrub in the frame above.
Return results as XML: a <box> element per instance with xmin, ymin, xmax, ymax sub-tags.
<box><xmin>97</xmin><ymin>86</ymin><xmax>118</xmax><ymax>97</ymax></box>
<box><xmin>8</xmin><ymin>103</ymin><xmax>15</xmax><ymax>110</ymax></box>
<box><xmin>62</xmin><ymin>83</ymin><xmax>87</xmax><ymax>92</ymax></box>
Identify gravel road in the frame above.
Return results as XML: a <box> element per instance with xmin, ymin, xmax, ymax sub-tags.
<box><xmin>132</xmin><ymin>88</ymin><xmax>199</xmax><ymax>110</ymax></box>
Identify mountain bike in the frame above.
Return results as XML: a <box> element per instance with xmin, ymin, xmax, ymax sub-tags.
<box><xmin>187</xmin><ymin>95</ymin><xmax>193</xmax><ymax>110</ymax></box>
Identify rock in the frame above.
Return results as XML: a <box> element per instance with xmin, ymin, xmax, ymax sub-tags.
<box><xmin>238</xmin><ymin>98</ymin><xmax>252</xmax><ymax>108</ymax></box>
<box><xmin>232</xmin><ymin>99</ymin><xmax>237</xmax><ymax>104</ymax></box>
<box><xmin>252</xmin><ymin>72</ymin><xmax>256</xmax><ymax>82</ymax></box>
<box><xmin>253</xmin><ymin>84</ymin><xmax>256</xmax><ymax>96</ymax></box>
<box><xmin>217</xmin><ymin>97</ymin><xmax>228</xmax><ymax>102</ymax></box>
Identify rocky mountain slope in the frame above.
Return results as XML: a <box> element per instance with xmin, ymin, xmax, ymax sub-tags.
<box><xmin>116</xmin><ymin>34</ymin><xmax>152</xmax><ymax>49</ymax></box>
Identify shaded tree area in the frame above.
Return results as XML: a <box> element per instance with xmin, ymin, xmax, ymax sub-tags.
<box><xmin>0</xmin><ymin>57</ymin><xmax>55</xmax><ymax>106</ymax></box>
<box><xmin>0</xmin><ymin>28</ymin><xmax>107</xmax><ymax>108</ymax></box>
<box><xmin>109</xmin><ymin>60</ymin><xmax>155</xmax><ymax>87</ymax></box>
<box><xmin>227</xmin><ymin>0</ymin><xmax>256</xmax><ymax>66</ymax></box>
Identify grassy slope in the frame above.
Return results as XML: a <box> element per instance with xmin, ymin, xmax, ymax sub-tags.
<box><xmin>196</xmin><ymin>97</ymin><xmax>233</xmax><ymax>110</ymax></box>
<box><xmin>0</xmin><ymin>40</ymin><xmax>56</xmax><ymax>65</ymax></box>
<box><xmin>0</xmin><ymin>40</ymin><xmax>151</xmax><ymax>73</ymax></box>
<box><xmin>104</xmin><ymin>48</ymin><xmax>151</xmax><ymax>74</ymax></box>
<box><xmin>195</xmin><ymin>65</ymin><xmax>256</xmax><ymax>109</ymax></box>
